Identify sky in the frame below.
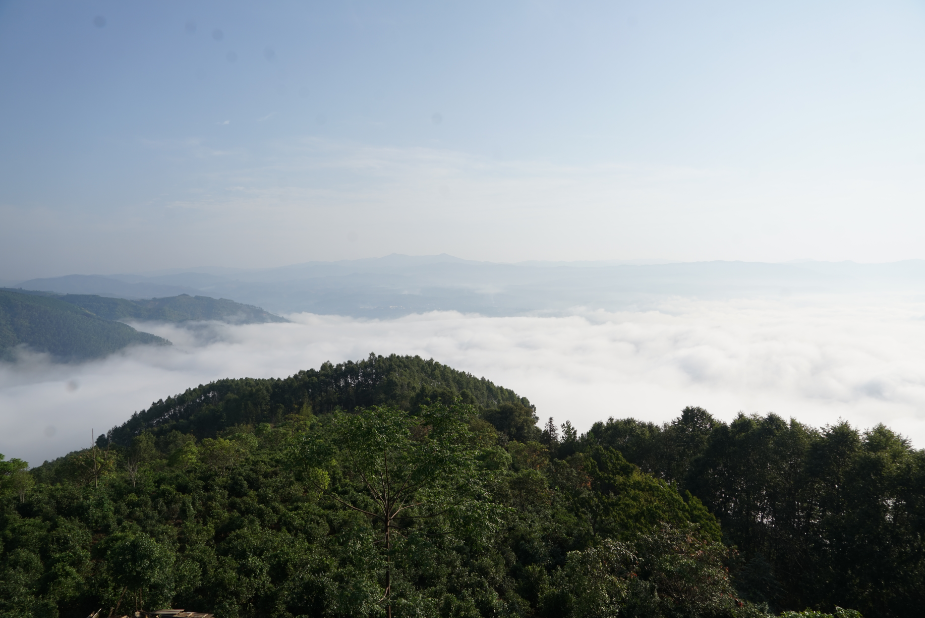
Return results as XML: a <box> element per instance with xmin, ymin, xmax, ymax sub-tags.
<box><xmin>2</xmin><ymin>0</ymin><xmax>925</xmax><ymax>278</ymax></box>
<box><xmin>4</xmin><ymin>297</ymin><xmax>925</xmax><ymax>465</ymax></box>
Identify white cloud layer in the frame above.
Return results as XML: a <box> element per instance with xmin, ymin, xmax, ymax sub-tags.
<box><xmin>3</xmin><ymin>296</ymin><xmax>925</xmax><ymax>465</ymax></box>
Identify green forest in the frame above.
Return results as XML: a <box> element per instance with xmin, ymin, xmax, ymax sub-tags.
<box><xmin>1</xmin><ymin>354</ymin><xmax>921</xmax><ymax>618</ymax></box>
<box><xmin>0</xmin><ymin>291</ymin><xmax>168</xmax><ymax>362</ymax></box>
<box><xmin>0</xmin><ymin>289</ymin><xmax>286</xmax><ymax>362</ymax></box>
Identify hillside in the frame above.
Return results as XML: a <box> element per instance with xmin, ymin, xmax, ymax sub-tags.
<box><xmin>55</xmin><ymin>293</ymin><xmax>288</xmax><ymax>324</ymax></box>
<box><xmin>3</xmin><ymin>355</ymin><xmax>910</xmax><ymax>617</ymax></box>
<box><xmin>0</xmin><ymin>289</ymin><xmax>169</xmax><ymax>362</ymax></box>
<box><xmin>7</xmin><ymin>354</ymin><xmax>747</xmax><ymax>618</ymax></box>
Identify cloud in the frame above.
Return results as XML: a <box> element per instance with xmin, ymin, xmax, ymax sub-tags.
<box><xmin>2</xmin><ymin>297</ymin><xmax>925</xmax><ymax>465</ymax></box>
<box><xmin>6</xmin><ymin>135</ymin><xmax>925</xmax><ymax>278</ymax></box>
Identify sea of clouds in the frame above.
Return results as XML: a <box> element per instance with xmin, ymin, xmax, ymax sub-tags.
<box><xmin>3</xmin><ymin>296</ymin><xmax>925</xmax><ymax>465</ymax></box>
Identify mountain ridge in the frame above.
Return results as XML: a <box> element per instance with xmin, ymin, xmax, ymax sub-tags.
<box><xmin>0</xmin><ymin>290</ymin><xmax>169</xmax><ymax>362</ymax></box>
<box><xmin>0</xmin><ymin>290</ymin><xmax>287</xmax><ymax>362</ymax></box>
<box><xmin>12</xmin><ymin>256</ymin><xmax>925</xmax><ymax>318</ymax></box>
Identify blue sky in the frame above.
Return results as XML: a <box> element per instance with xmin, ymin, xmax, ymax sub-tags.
<box><xmin>2</xmin><ymin>0</ymin><xmax>925</xmax><ymax>277</ymax></box>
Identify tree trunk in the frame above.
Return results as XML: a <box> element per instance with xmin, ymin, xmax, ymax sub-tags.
<box><xmin>385</xmin><ymin>515</ymin><xmax>392</xmax><ymax>618</ymax></box>
<box><xmin>108</xmin><ymin>586</ymin><xmax>126</xmax><ymax>618</ymax></box>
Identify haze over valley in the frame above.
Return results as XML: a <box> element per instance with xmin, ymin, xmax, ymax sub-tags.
<box><xmin>10</xmin><ymin>255</ymin><xmax>925</xmax><ymax>317</ymax></box>
<box><xmin>3</xmin><ymin>261</ymin><xmax>925</xmax><ymax>465</ymax></box>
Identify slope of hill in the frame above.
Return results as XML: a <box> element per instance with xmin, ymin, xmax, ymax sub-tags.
<box><xmin>55</xmin><ymin>293</ymin><xmax>288</xmax><ymax>324</ymax></box>
<box><xmin>6</xmin><ymin>354</ymin><xmax>897</xmax><ymax>617</ymax></box>
<box><xmin>13</xmin><ymin>355</ymin><xmax>747</xmax><ymax>618</ymax></box>
<box><xmin>0</xmin><ymin>290</ymin><xmax>169</xmax><ymax>362</ymax></box>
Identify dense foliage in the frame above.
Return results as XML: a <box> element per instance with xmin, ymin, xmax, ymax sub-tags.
<box><xmin>581</xmin><ymin>409</ymin><xmax>925</xmax><ymax>617</ymax></box>
<box><xmin>98</xmin><ymin>354</ymin><xmax>531</xmax><ymax>449</ymax></box>
<box><xmin>0</xmin><ymin>290</ymin><xmax>168</xmax><ymax>362</ymax></box>
<box><xmin>1</xmin><ymin>355</ymin><xmax>907</xmax><ymax>617</ymax></box>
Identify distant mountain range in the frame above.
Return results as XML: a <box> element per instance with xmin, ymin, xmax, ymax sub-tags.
<box><xmin>9</xmin><ymin>255</ymin><xmax>925</xmax><ymax>317</ymax></box>
<box><xmin>10</xmin><ymin>274</ymin><xmax>200</xmax><ymax>299</ymax></box>
<box><xmin>53</xmin><ymin>293</ymin><xmax>287</xmax><ymax>325</ymax></box>
<box><xmin>0</xmin><ymin>290</ymin><xmax>287</xmax><ymax>362</ymax></box>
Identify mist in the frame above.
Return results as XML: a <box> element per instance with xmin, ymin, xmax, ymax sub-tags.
<box><xmin>3</xmin><ymin>295</ymin><xmax>924</xmax><ymax>466</ymax></box>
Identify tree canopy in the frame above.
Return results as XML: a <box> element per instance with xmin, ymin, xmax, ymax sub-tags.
<box><xmin>1</xmin><ymin>356</ymin><xmax>914</xmax><ymax>617</ymax></box>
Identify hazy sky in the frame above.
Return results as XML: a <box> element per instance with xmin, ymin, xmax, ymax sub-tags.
<box><xmin>2</xmin><ymin>0</ymin><xmax>925</xmax><ymax>277</ymax></box>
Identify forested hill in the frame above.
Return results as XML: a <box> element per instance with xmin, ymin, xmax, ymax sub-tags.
<box><xmin>0</xmin><ymin>289</ymin><xmax>168</xmax><ymax>362</ymax></box>
<box><xmin>98</xmin><ymin>353</ymin><xmax>532</xmax><ymax>448</ymax></box>
<box><xmin>6</xmin><ymin>290</ymin><xmax>287</xmax><ymax>324</ymax></box>
<box><xmin>3</xmin><ymin>354</ymin><xmax>920</xmax><ymax>618</ymax></box>
<box><xmin>0</xmin><ymin>289</ymin><xmax>286</xmax><ymax>362</ymax></box>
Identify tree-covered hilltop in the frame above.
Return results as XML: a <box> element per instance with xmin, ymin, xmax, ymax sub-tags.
<box><xmin>0</xmin><ymin>289</ymin><xmax>169</xmax><ymax>362</ymax></box>
<box><xmin>2</xmin><ymin>354</ymin><xmax>909</xmax><ymax>618</ymax></box>
<box><xmin>53</xmin><ymin>293</ymin><xmax>288</xmax><ymax>325</ymax></box>
<box><xmin>97</xmin><ymin>353</ymin><xmax>534</xmax><ymax>450</ymax></box>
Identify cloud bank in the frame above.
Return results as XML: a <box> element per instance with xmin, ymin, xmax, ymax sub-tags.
<box><xmin>3</xmin><ymin>296</ymin><xmax>925</xmax><ymax>465</ymax></box>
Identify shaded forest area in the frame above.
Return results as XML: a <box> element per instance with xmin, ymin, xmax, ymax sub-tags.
<box><xmin>1</xmin><ymin>354</ymin><xmax>920</xmax><ymax>617</ymax></box>
<box><xmin>0</xmin><ymin>290</ymin><xmax>168</xmax><ymax>362</ymax></box>
<box><xmin>0</xmin><ymin>289</ymin><xmax>286</xmax><ymax>362</ymax></box>
<box><xmin>580</xmin><ymin>410</ymin><xmax>924</xmax><ymax>615</ymax></box>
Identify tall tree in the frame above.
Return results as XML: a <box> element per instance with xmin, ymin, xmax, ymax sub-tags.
<box><xmin>294</xmin><ymin>402</ymin><xmax>489</xmax><ymax>618</ymax></box>
<box><xmin>122</xmin><ymin>432</ymin><xmax>156</xmax><ymax>487</ymax></box>
<box><xmin>104</xmin><ymin>532</ymin><xmax>175</xmax><ymax>613</ymax></box>
<box><xmin>0</xmin><ymin>454</ymin><xmax>32</xmax><ymax>502</ymax></box>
